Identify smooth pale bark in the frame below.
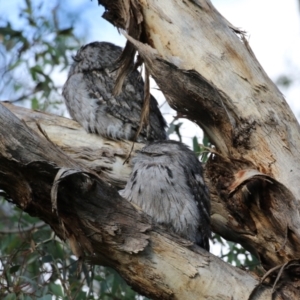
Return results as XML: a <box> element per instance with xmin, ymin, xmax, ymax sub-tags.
<box><xmin>98</xmin><ymin>0</ymin><xmax>300</xmax><ymax>270</ymax></box>
<box><xmin>0</xmin><ymin>102</ymin><xmax>280</xmax><ymax>300</ymax></box>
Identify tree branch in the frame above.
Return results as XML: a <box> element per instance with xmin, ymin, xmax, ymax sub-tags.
<box><xmin>0</xmin><ymin>221</ymin><xmax>46</xmax><ymax>234</ymax></box>
<box><xmin>0</xmin><ymin>102</ymin><xmax>281</xmax><ymax>299</ymax></box>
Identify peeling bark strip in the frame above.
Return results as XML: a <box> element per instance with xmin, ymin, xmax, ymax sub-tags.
<box><xmin>98</xmin><ymin>0</ymin><xmax>300</xmax><ymax>271</ymax></box>
<box><xmin>99</xmin><ymin>0</ymin><xmax>144</xmax><ymax>95</ymax></box>
<box><xmin>1</xmin><ymin>102</ymin><xmax>283</xmax><ymax>299</ymax></box>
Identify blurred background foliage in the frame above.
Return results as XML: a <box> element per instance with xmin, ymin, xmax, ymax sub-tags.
<box><xmin>0</xmin><ymin>0</ymin><xmax>80</xmax><ymax>112</ymax></box>
<box><xmin>0</xmin><ymin>0</ymin><xmax>297</xmax><ymax>299</ymax></box>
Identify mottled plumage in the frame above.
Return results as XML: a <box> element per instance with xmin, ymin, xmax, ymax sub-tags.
<box><xmin>62</xmin><ymin>41</ymin><xmax>167</xmax><ymax>142</ymax></box>
<box><xmin>120</xmin><ymin>140</ymin><xmax>211</xmax><ymax>250</ymax></box>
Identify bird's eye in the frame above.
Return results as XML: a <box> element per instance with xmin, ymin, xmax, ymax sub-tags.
<box><xmin>141</xmin><ymin>151</ymin><xmax>162</xmax><ymax>157</ymax></box>
<box><xmin>150</xmin><ymin>153</ymin><xmax>162</xmax><ymax>157</ymax></box>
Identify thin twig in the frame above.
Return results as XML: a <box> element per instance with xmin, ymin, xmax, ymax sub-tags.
<box><xmin>0</xmin><ymin>221</ymin><xmax>46</xmax><ymax>234</ymax></box>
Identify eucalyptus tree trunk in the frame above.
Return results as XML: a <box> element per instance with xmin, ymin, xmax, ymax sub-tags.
<box><xmin>98</xmin><ymin>0</ymin><xmax>300</xmax><ymax>268</ymax></box>
<box><xmin>1</xmin><ymin>0</ymin><xmax>300</xmax><ymax>298</ymax></box>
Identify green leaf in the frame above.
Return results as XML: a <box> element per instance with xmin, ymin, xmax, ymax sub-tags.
<box><xmin>30</xmin><ymin>65</ymin><xmax>44</xmax><ymax>75</ymax></box>
<box><xmin>202</xmin><ymin>133</ymin><xmax>210</xmax><ymax>147</ymax></box>
<box><xmin>58</xmin><ymin>28</ymin><xmax>74</xmax><ymax>36</ymax></box>
<box><xmin>41</xmin><ymin>255</ymin><xmax>53</xmax><ymax>263</ymax></box>
<box><xmin>192</xmin><ymin>136</ymin><xmax>201</xmax><ymax>156</ymax></box>
<box><xmin>9</xmin><ymin>265</ymin><xmax>20</xmax><ymax>274</ymax></box>
<box><xmin>276</xmin><ymin>74</ymin><xmax>293</xmax><ymax>88</ymax></box>
<box><xmin>0</xmin><ymin>26</ymin><xmax>22</xmax><ymax>37</ymax></box>
<box><xmin>3</xmin><ymin>293</ymin><xmax>17</xmax><ymax>300</ymax></box>
<box><xmin>49</xmin><ymin>283</ymin><xmax>64</xmax><ymax>297</ymax></box>
<box><xmin>8</xmin><ymin>60</ymin><xmax>23</xmax><ymax>71</ymax></box>
<box><xmin>31</xmin><ymin>98</ymin><xmax>39</xmax><ymax>110</ymax></box>
<box><xmin>36</xmin><ymin>296</ymin><xmax>52</xmax><ymax>300</ymax></box>
<box><xmin>72</xmin><ymin>291</ymin><xmax>86</xmax><ymax>300</ymax></box>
